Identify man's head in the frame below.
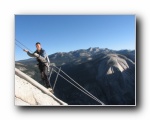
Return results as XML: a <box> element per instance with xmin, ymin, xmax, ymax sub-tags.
<box><xmin>36</xmin><ymin>42</ymin><xmax>41</xmax><ymax>51</ymax></box>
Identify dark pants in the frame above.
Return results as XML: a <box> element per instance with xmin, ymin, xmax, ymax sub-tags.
<box><xmin>39</xmin><ymin>64</ymin><xmax>50</xmax><ymax>88</ymax></box>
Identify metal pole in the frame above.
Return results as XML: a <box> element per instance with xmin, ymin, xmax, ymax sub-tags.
<box><xmin>48</xmin><ymin>67</ymin><xmax>53</xmax><ymax>88</ymax></box>
<box><xmin>53</xmin><ymin>67</ymin><xmax>61</xmax><ymax>91</ymax></box>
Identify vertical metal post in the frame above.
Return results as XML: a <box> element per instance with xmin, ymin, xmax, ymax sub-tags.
<box><xmin>48</xmin><ymin>67</ymin><xmax>53</xmax><ymax>88</ymax></box>
<box><xmin>53</xmin><ymin>67</ymin><xmax>61</xmax><ymax>91</ymax></box>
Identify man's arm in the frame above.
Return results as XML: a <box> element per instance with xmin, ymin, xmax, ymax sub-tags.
<box><xmin>23</xmin><ymin>49</ymin><xmax>36</xmax><ymax>57</ymax></box>
<box><xmin>24</xmin><ymin>49</ymin><xmax>48</xmax><ymax>64</ymax></box>
<box><xmin>24</xmin><ymin>49</ymin><xmax>49</xmax><ymax>68</ymax></box>
<box><xmin>34</xmin><ymin>51</ymin><xmax>47</xmax><ymax>63</ymax></box>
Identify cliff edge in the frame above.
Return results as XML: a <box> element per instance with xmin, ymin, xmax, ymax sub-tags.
<box><xmin>15</xmin><ymin>68</ymin><xmax>67</xmax><ymax>106</ymax></box>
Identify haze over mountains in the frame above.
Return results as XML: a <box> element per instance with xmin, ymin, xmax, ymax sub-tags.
<box><xmin>15</xmin><ymin>47</ymin><xmax>135</xmax><ymax>105</ymax></box>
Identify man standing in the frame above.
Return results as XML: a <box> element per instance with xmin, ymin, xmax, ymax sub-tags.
<box><xmin>24</xmin><ymin>42</ymin><xmax>51</xmax><ymax>89</ymax></box>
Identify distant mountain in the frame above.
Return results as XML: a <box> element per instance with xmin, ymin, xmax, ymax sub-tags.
<box><xmin>48</xmin><ymin>47</ymin><xmax>117</xmax><ymax>66</ymax></box>
<box><xmin>117</xmin><ymin>50</ymin><xmax>135</xmax><ymax>62</ymax></box>
<box><xmin>15</xmin><ymin>47</ymin><xmax>135</xmax><ymax>105</ymax></box>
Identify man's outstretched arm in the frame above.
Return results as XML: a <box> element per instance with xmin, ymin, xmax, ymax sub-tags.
<box><xmin>24</xmin><ymin>49</ymin><xmax>47</xmax><ymax>63</ymax></box>
<box><xmin>23</xmin><ymin>49</ymin><xmax>36</xmax><ymax>57</ymax></box>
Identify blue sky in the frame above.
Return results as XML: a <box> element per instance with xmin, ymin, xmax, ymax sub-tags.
<box><xmin>15</xmin><ymin>15</ymin><xmax>135</xmax><ymax>61</ymax></box>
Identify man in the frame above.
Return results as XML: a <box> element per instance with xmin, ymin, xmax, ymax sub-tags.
<box><xmin>24</xmin><ymin>42</ymin><xmax>51</xmax><ymax>89</ymax></box>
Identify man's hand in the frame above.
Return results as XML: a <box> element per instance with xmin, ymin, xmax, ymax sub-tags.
<box><xmin>23</xmin><ymin>49</ymin><xmax>29</xmax><ymax>52</ymax></box>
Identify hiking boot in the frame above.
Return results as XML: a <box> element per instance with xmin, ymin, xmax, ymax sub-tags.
<box><xmin>48</xmin><ymin>88</ymin><xmax>54</xmax><ymax>93</ymax></box>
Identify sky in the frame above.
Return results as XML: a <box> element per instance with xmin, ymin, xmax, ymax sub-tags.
<box><xmin>15</xmin><ymin>15</ymin><xmax>135</xmax><ymax>61</ymax></box>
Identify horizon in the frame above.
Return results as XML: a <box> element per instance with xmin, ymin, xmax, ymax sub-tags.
<box><xmin>15</xmin><ymin>15</ymin><xmax>136</xmax><ymax>61</ymax></box>
<box><xmin>16</xmin><ymin>47</ymin><xmax>135</xmax><ymax>61</ymax></box>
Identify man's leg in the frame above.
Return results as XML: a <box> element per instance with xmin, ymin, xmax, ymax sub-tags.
<box><xmin>43</xmin><ymin>66</ymin><xmax>51</xmax><ymax>88</ymax></box>
<box><xmin>41</xmin><ymin>71</ymin><xmax>47</xmax><ymax>87</ymax></box>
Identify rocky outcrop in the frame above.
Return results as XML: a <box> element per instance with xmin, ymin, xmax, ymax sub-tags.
<box><xmin>96</xmin><ymin>54</ymin><xmax>135</xmax><ymax>105</ymax></box>
<box><xmin>46</xmin><ymin>53</ymin><xmax>135</xmax><ymax>105</ymax></box>
<box><xmin>15</xmin><ymin>68</ymin><xmax>67</xmax><ymax>106</ymax></box>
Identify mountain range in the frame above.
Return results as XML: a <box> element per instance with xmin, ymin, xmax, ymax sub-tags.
<box><xmin>15</xmin><ymin>47</ymin><xmax>135</xmax><ymax>105</ymax></box>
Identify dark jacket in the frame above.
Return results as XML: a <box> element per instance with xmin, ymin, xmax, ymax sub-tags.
<box><xmin>35</xmin><ymin>48</ymin><xmax>46</xmax><ymax>66</ymax></box>
<box><xmin>27</xmin><ymin>48</ymin><xmax>50</xmax><ymax>70</ymax></box>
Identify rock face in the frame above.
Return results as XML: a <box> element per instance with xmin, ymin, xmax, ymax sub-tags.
<box><xmin>51</xmin><ymin>53</ymin><xmax>135</xmax><ymax>105</ymax></box>
<box><xmin>15</xmin><ymin>68</ymin><xmax>67</xmax><ymax>106</ymax></box>
<box><xmin>96</xmin><ymin>54</ymin><xmax>135</xmax><ymax>105</ymax></box>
